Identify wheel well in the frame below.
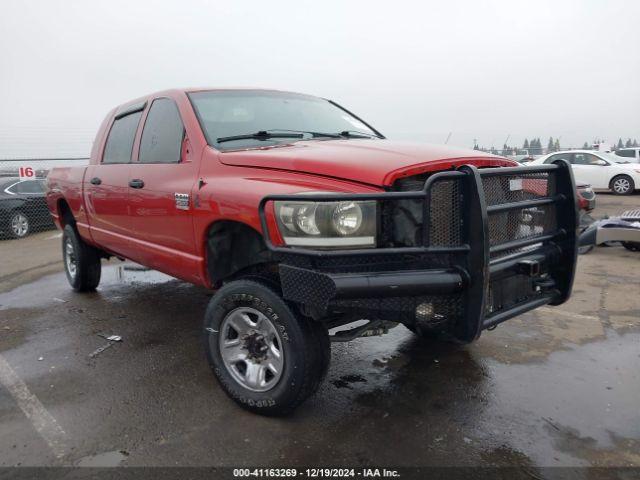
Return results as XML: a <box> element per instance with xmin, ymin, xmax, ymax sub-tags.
<box><xmin>57</xmin><ymin>199</ymin><xmax>75</xmax><ymax>228</ymax></box>
<box><xmin>206</xmin><ymin>221</ymin><xmax>276</xmax><ymax>287</ymax></box>
<box><xmin>610</xmin><ymin>174</ymin><xmax>634</xmax><ymax>189</ymax></box>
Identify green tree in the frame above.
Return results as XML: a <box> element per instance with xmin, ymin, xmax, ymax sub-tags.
<box><xmin>582</xmin><ymin>142</ymin><xmax>589</xmax><ymax>149</ymax></box>
<box><xmin>633</xmin><ymin>139</ymin><xmax>638</xmax><ymax>147</ymax></box>
<box><xmin>547</xmin><ymin>137</ymin><xmax>554</xmax><ymax>153</ymax></box>
<box><xmin>534</xmin><ymin>138</ymin><xmax>542</xmax><ymax>155</ymax></box>
<box><xmin>625</xmin><ymin>138</ymin><xmax>632</xmax><ymax>148</ymax></box>
<box><xmin>523</xmin><ymin>139</ymin><xmax>529</xmax><ymax>152</ymax></box>
<box><xmin>554</xmin><ymin>138</ymin><xmax>560</xmax><ymax>151</ymax></box>
<box><xmin>617</xmin><ymin>138</ymin><xmax>624</xmax><ymax>150</ymax></box>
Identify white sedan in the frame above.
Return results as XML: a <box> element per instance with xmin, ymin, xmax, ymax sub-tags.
<box><xmin>528</xmin><ymin>150</ymin><xmax>640</xmax><ymax>195</ymax></box>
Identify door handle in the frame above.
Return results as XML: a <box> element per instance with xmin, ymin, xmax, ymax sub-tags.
<box><xmin>90</xmin><ymin>177</ymin><xmax>102</xmax><ymax>185</ymax></box>
<box><xmin>129</xmin><ymin>179</ymin><xmax>145</xmax><ymax>189</ymax></box>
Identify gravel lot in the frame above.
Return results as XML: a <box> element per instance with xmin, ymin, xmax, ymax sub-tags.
<box><xmin>0</xmin><ymin>193</ymin><xmax>638</xmax><ymax>470</ymax></box>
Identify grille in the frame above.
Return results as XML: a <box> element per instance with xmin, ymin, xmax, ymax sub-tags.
<box><xmin>488</xmin><ymin>204</ymin><xmax>557</xmax><ymax>246</ymax></box>
<box><xmin>482</xmin><ymin>172</ymin><xmax>555</xmax><ymax>206</ymax></box>
<box><xmin>428</xmin><ymin>179</ymin><xmax>462</xmax><ymax>246</ymax></box>
<box><xmin>482</xmin><ymin>172</ymin><xmax>557</xmax><ymax>259</ymax></box>
<box><xmin>388</xmin><ymin>176</ymin><xmax>461</xmax><ymax>247</ymax></box>
<box><xmin>388</xmin><ymin>169</ymin><xmax>559</xmax><ymax>259</ymax></box>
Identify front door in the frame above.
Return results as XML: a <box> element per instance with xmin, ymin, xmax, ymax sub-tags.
<box><xmin>127</xmin><ymin>97</ymin><xmax>200</xmax><ymax>282</ymax></box>
<box><xmin>571</xmin><ymin>153</ymin><xmax>609</xmax><ymax>189</ymax></box>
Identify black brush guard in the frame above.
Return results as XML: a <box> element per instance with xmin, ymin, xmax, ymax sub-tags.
<box><xmin>258</xmin><ymin>160</ymin><xmax>579</xmax><ymax>342</ymax></box>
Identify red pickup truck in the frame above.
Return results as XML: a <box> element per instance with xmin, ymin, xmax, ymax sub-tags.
<box><xmin>47</xmin><ymin>88</ymin><xmax>579</xmax><ymax>415</ymax></box>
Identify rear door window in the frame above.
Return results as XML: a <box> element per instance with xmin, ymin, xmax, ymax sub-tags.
<box><xmin>103</xmin><ymin>111</ymin><xmax>143</xmax><ymax>164</ymax></box>
<box><xmin>138</xmin><ymin>98</ymin><xmax>185</xmax><ymax>164</ymax></box>
<box><xmin>15</xmin><ymin>180</ymin><xmax>45</xmax><ymax>194</ymax></box>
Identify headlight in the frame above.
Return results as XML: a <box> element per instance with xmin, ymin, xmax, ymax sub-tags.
<box><xmin>274</xmin><ymin>199</ymin><xmax>376</xmax><ymax>248</ymax></box>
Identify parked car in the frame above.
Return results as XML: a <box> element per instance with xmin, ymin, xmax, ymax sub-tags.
<box><xmin>46</xmin><ymin>88</ymin><xmax>580</xmax><ymax>415</ymax></box>
<box><xmin>1</xmin><ymin>177</ymin><xmax>54</xmax><ymax>239</ymax></box>
<box><xmin>613</xmin><ymin>147</ymin><xmax>640</xmax><ymax>163</ymax></box>
<box><xmin>528</xmin><ymin>150</ymin><xmax>640</xmax><ymax>195</ymax></box>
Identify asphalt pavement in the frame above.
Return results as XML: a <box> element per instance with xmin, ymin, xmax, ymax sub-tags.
<box><xmin>0</xmin><ymin>194</ymin><xmax>638</xmax><ymax>469</ymax></box>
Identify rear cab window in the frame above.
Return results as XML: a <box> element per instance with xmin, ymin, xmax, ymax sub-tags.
<box><xmin>103</xmin><ymin>109</ymin><xmax>144</xmax><ymax>164</ymax></box>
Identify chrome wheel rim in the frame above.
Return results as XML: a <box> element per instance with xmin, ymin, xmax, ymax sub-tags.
<box><xmin>218</xmin><ymin>307</ymin><xmax>284</xmax><ymax>392</ymax></box>
<box><xmin>613</xmin><ymin>178</ymin><xmax>630</xmax><ymax>194</ymax></box>
<box><xmin>64</xmin><ymin>238</ymin><xmax>77</xmax><ymax>278</ymax></box>
<box><xmin>11</xmin><ymin>213</ymin><xmax>28</xmax><ymax>237</ymax></box>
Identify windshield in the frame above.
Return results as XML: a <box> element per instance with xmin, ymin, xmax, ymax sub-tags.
<box><xmin>188</xmin><ymin>90</ymin><xmax>380</xmax><ymax>150</ymax></box>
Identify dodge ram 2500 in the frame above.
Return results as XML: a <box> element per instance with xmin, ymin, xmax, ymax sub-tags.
<box><xmin>46</xmin><ymin>88</ymin><xmax>579</xmax><ymax>415</ymax></box>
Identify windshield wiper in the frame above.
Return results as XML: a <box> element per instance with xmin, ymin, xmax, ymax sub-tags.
<box><xmin>262</xmin><ymin>129</ymin><xmax>342</xmax><ymax>139</ymax></box>
<box><xmin>338</xmin><ymin>130</ymin><xmax>378</xmax><ymax>139</ymax></box>
<box><xmin>217</xmin><ymin>130</ymin><xmax>304</xmax><ymax>143</ymax></box>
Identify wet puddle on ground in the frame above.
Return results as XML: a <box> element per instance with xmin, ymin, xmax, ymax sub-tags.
<box><xmin>0</xmin><ymin>263</ymin><xmax>177</xmax><ymax>311</ymax></box>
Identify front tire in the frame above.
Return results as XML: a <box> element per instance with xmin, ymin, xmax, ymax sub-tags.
<box><xmin>610</xmin><ymin>175</ymin><xmax>635</xmax><ymax>195</ymax></box>
<box><xmin>62</xmin><ymin>224</ymin><xmax>101</xmax><ymax>291</ymax></box>
<box><xmin>203</xmin><ymin>279</ymin><xmax>329</xmax><ymax>416</ymax></box>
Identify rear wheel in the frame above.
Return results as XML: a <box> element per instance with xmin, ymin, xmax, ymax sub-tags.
<box><xmin>62</xmin><ymin>224</ymin><xmax>101</xmax><ymax>291</ymax></box>
<box><xmin>8</xmin><ymin>211</ymin><xmax>29</xmax><ymax>239</ymax></box>
<box><xmin>203</xmin><ymin>279</ymin><xmax>329</xmax><ymax>416</ymax></box>
<box><xmin>610</xmin><ymin>175</ymin><xmax>634</xmax><ymax>195</ymax></box>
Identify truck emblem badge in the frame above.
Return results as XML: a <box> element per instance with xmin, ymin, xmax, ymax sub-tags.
<box><xmin>175</xmin><ymin>193</ymin><xmax>190</xmax><ymax>210</ymax></box>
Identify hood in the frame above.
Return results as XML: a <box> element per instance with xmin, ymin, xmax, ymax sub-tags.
<box><xmin>219</xmin><ymin>140</ymin><xmax>515</xmax><ymax>186</ymax></box>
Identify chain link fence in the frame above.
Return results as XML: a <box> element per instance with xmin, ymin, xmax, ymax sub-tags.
<box><xmin>0</xmin><ymin>158</ymin><xmax>88</xmax><ymax>240</ymax></box>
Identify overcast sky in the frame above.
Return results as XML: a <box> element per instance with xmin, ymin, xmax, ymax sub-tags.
<box><xmin>1</xmin><ymin>0</ymin><xmax>638</xmax><ymax>158</ymax></box>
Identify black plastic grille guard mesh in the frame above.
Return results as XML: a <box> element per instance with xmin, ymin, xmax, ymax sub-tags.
<box><xmin>390</xmin><ymin>170</ymin><xmax>559</xmax><ymax>258</ymax></box>
<box><xmin>387</xmin><ymin>177</ymin><xmax>462</xmax><ymax>248</ymax></box>
<box><xmin>483</xmin><ymin>172</ymin><xmax>558</xmax><ymax>259</ymax></box>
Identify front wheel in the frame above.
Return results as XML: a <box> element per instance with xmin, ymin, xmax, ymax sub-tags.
<box><xmin>62</xmin><ymin>224</ymin><xmax>101</xmax><ymax>291</ymax></box>
<box><xmin>610</xmin><ymin>175</ymin><xmax>635</xmax><ymax>195</ymax></box>
<box><xmin>203</xmin><ymin>279</ymin><xmax>329</xmax><ymax>416</ymax></box>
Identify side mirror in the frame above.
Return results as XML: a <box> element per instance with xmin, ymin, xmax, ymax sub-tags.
<box><xmin>594</xmin><ymin>160</ymin><xmax>608</xmax><ymax>166</ymax></box>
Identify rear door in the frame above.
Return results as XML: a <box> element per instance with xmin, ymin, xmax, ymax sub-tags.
<box><xmin>127</xmin><ymin>97</ymin><xmax>200</xmax><ymax>281</ymax></box>
<box><xmin>85</xmin><ymin>106</ymin><xmax>144</xmax><ymax>256</ymax></box>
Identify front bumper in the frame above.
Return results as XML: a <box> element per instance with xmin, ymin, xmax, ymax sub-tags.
<box><xmin>260</xmin><ymin>161</ymin><xmax>579</xmax><ymax>342</ymax></box>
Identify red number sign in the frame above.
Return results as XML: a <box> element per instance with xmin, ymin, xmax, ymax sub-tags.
<box><xmin>19</xmin><ymin>167</ymin><xmax>34</xmax><ymax>180</ymax></box>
